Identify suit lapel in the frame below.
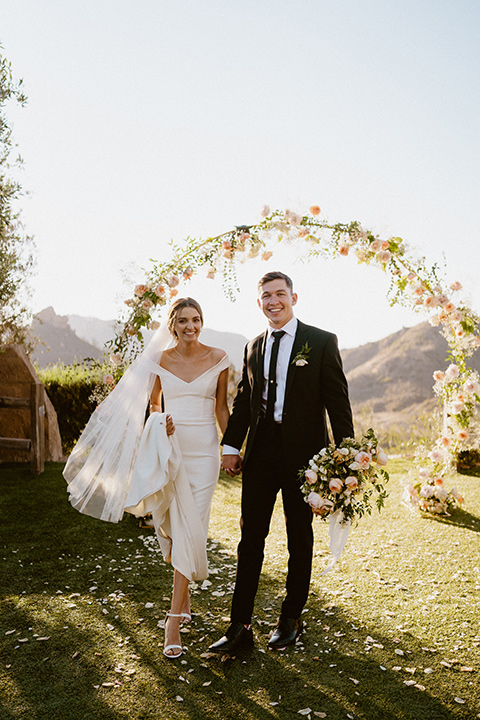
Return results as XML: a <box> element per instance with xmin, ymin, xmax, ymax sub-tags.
<box><xmin>285</xmin><ymin>321</ymin><xmax>309</xmax><ymax>401</ymax></box>
<box><xmin>253</xmin><ymin>330</ymin><xmax>268</xmax><ymax>396</ymax></box>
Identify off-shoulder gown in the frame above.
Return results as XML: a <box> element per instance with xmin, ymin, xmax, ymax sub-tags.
<box><xmin>125</xmin><ymin>353</ymin><xmax>230</xmax><ymax>581</ymax></box>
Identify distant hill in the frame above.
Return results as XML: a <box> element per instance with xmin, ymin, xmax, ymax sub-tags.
<box><xmin>343</xmin><ymin>321</ymin><xmax>480</xmax><ymax>429</ymax></box>
<box><xmin>30</xmin><ymin>308</ymin><xmax>104</xmax><ymax>366</ymax></box>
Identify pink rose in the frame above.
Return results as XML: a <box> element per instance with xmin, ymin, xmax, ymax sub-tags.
<box><xmin>168</xmin><ymin>274</ymin><xmax>180</xmax><ymax>288</ymax></box>
<box><xmin>345</xmin><ymin>476</ymin><xmax>359</xmax><ymax>490</ymax></box>
<box><xmin>436</xmin><ymin>294</ymin><xmax>449</xmax><ymax>307</ymax></box>
<box><xmin>428</xmin><ymin>448</ymin><xmax>444</xmax><ymax>463</ymax></box>
<box><xmin>307</xmin><ymin>491</ymin><xmax>329</xmax><ymax>515</ymax></box>
<box><xmin>463</xmin><ymin>378</ymin><xmax>480</xmax><ymax>394</ymax></box>
<box><xmin>329</xmin><ymin>477</ymin><xmax>343</xmax><ymax>493</ymax></box>
<box><xmin>305</xmin><ymin>469</ymin><xmax>318</xmax><ymax>485</ymax></box>
<box><xmin>142</xmin><ymin>299</ymin><xmax>153</xmax><ymax>310</ymax></box>
<box><xmin>354</xmin><ymin>451</ymin><xmax>372</xmax><ymax>469</ymax></box>
<box><xmin>261</xmin><ymin>204</ymin><xmax>270</xmax><ymax>217</ymax></box>
<box><xmin>444</xmin><ymin>364</ymin><xmax>460</xmax><ymax>381</ymax></box>
<box><xmin>377</xmin><ymin>250</ymin><xmax>391</xmax><ymax>263</ymax></box>
<box><xmin>407</xmin><ymin>272</ymin><xmax>416</xmax><ymax>281</ymax></box>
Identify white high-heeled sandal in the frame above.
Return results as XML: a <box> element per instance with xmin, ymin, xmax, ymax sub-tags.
<box><xmin>163</xmin><ymin>613</ymin><xmax>183</xmax><ymax>659</ymax></box>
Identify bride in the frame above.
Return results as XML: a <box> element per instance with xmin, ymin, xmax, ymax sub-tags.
<box><xmin>63</xmin><ymin>297</ymin><xmax>230</xmax><ymax>659</ymax></box>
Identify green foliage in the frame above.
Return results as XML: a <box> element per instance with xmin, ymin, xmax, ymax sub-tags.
<box><xmin>37</xmin><ymin>363</ymin><xmax>102</xmax><ymax>453</ymax></box>
<box><xmin>0</xmin><ymin>46</ymin><xmax>35</xmax><ymax>347</ymax></box>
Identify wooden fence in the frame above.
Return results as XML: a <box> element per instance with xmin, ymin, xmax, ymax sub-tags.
<box><xmin>0</xmin><ymin>382</ymin><xmax>45</xmax><ymax>473</ymax></box>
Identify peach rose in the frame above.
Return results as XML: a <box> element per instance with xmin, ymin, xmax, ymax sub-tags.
<box><xmin>354</xmin><ymin>451</ymin><xmax>372</xmax><ymax>469</ymax></box>
<box><xmin>428</xmin><ymin>448</ymin><xmax>444</xmax><ymax>463</ymax></box>
<box><xmin>206</xmin><ymin>270</ymin><xmax>216</xmax><ymax>279</ymax></box>
<box><xmin>443</xmin><ymin>301</ymin><xmax>455</xmax><ymax>313</ymax></box>
<box><xmin>457</xmin><ymin>430</ymin><xmax>469</xmax><ymax>441</ymax></box>
<box><xmin>309</xmin><ymin>205</ymin><xmax>321</xmax><ymax>215</ymax></box>
<box><xmin>134</xmin><ymin>284</ymin><xmax>148</xmax><ymax>297</ymax></box>
<box><xmin>307</xmin><ymin>491</ymin><xmax>330</xmax><ymax>515</ymax></box>
<box><xmin>168</xmin><ymin>274</ymin><xmax>180</xmax><ymax>287</ymax></box>
<box><xmin>433</xmin><ymin>370</ymin><xmax>445</xmax><ymax>382</ymax></box>
<box><xmin>450</xmin><ymin>281</ymin><xmax>462</xmax><ymax>291</ymax></box>
<box><xmin>142</xmin><ymin>299</ymin><xmax>153</xmax><ymax>310</ymax></box>
<box><xmin>126</xmin><ymin>325</ymin><xmax>136</xmax><ymax>336</ymax></box>
<box><xmin>381</xmin><ymin>240</ymin><xmax>391</xmax><ymax>250</ymax></box>
<box><xmin>298</xmin><ymin>227</ymin><xmax>309</xmax><ymax>237</ymax></box>
<box><xmin>183</xmin><ymin>266</ymin><xmax>194</xmax><ymax>280</ymax></box>
<box><xmin>424</xmin><ymin>295</ymin><xmax>436</xmax><ymax>308</ymax></box>
<box><xmin>149</xmin><ymin>321</ymin><xmax>160</xmax><ymax>330</ymax></box>
<box><xmin>110</xmin><ymin>353</ymin><xmax>122</xmax><ymax>366</ymax></box>
<box><xmin>441</xmin><ymin>436</ymin><xmax>451</xmax><ymax>447</ymax></box>
<box><xmin>450</xmin><ymin>401</ymin><xmax>464</xmax><ymax>414</ymax></box>
<box><xmin>154</xmin><ymin>284</ymin><xmax>166</xmax><ymax>297</ymax></box>
<box><xmin>444</xmin><ymin>364</ymin><xmax>459</xmax><ymax>381</ymax></box>
<box><xmin>169</xmin><ymin>288</ymin><xmax>178</xmax><ymax>298</ymax></box>
<box><xmin>305</xmin><ymin>469</ymin><xmax>318</xmax><ymax>485</ymax></box>
<box><xmin>370</xmin><ymin>239</ymin><xmax>382</xmax><ymax>252</ymax></box>
<box><xmin>339</xmin><ymin>244</ymin><xmax>349</xmax><ymax>256</ymax></box>
<box><xmin>376</xmin><ymin>451</ymin><xmax>388</xmax><ymax>466</ymax></box>
<box><xmin>329</xmin><ymin>477</ymin><xmax>343</xmax><ymax>493</ymax></box>
<box><xmin>103</xmin><ymin>374</ymin><xmax>114</xmax><ymax>385</ymax></box>
<box><xmin>261</xmin><ymin>251</ymin><xmax>273</xmax><ymax>261</ymax></box>
<box><xmin>451</xmin><ymin>487</ymin><xmax>464</xmax><ymax>503</ymax></box>
<box><xmin>345</xmin><ymin>476</ymin><xmax>359</xmax><ymax>491</ymax></box>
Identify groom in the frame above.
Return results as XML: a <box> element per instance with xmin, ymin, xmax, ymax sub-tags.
<box><xmin>209</xmin><ymin>271</ymin><xmax>354</xmax><ymax>653</ymax></box>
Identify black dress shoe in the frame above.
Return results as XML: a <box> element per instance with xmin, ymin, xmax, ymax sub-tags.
<box><xmin>268</xmin><ymin>617</ymin><xmax>303</xmax><ymax>650</ymax></box>
<box><xmin>208</xmin><ymin>622</ymin><xmax>254</xmax><ymax>654</ymax></box>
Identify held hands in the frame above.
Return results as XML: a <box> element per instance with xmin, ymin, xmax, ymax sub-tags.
<box><xmin>222</xmin><ymin>454</ymin><xmax>243</xmax><ymax>476</ymax></box>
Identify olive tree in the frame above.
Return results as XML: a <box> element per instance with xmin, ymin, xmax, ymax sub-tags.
<box><xmin>0</xmin><ymin>46</ymin><xmax>34</xmax><ymax>346</ymax></box>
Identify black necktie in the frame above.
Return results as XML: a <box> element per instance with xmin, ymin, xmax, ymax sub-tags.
<box><xmin>266</xmin><ymin>330</ymin><xmax>286</xmax><ymax>419</ymax></box>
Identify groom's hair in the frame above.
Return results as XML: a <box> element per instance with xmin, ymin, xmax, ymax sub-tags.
<box><xmin>257</xmin><ymin>271</ymin><xmax>293</xmax><ymax>293</ymax></box>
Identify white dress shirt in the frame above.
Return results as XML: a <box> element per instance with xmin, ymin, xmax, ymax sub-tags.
<box><xmin>223</xmin><ymin>316</ymin><xmax>298</xmax><ymax>455</ymax></box>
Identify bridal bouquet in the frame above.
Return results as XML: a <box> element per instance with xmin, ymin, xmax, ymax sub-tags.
<box><xmin>299</xmin><ymin>428</ymin><xmax>389</xmax><ymax>525</ymax></box>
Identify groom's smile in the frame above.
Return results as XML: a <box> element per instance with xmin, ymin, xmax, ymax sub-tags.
<box><xmin>258</xmin><ymin>278</ymin><xmax>298</xmax><ymax>329</ymax></box>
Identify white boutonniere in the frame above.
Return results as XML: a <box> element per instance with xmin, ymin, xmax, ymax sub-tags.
<box><xmin>291</xmin><ymin>342</ymin><xmax>311</xmax><ymax>366</ymax></box>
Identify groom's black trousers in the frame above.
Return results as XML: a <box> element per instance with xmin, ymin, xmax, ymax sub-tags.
<box><xmin>230</xmin><ymin>418</ymin><xmax>314</xmax><ymax>624</ymax></box>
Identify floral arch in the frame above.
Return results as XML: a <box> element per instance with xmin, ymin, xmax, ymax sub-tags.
<box><xmin>110</xmin><ymin>206</ymin><xmax>480</xmax><ymax>516</ymax></box>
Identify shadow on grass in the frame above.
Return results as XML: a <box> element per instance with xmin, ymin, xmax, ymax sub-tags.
<box><xmin>1</xmin><ymin>462</ymin><xmax>477</xmax><ymax>720</ymax></box>
<box><xmin>422</xmin><ymin>506</ymin><xmax>480</xmax><ymax>533</ymax></box>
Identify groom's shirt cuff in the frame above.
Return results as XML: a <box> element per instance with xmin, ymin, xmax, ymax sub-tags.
<box><xmin>222</xmin><ymin>444</ymin><xmax>240</xmax><ymax>456</ymax></box>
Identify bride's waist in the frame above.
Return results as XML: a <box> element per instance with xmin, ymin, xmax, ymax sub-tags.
<box><xmin>171</xmin><ymin>417</ymin><xmax>217</xmax><ymax>427</ymax></box>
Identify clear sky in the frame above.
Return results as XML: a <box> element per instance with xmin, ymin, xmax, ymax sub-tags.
<box><xmin>2</xmin><ymin>0</ymin><xmax>480</xmax><ymax>348</ymax></box>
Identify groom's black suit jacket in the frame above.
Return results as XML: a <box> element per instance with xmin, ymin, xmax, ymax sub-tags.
<box><xmin>223</xmin><ymin>319</ymin><xmax>354</xmax><ymax>479</ymax></box>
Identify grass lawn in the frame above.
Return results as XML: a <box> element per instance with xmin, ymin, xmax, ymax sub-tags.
<box><xmin>0</xmin><ymin>459</ymin><xmax>479</xmax><ymax>720</ymax></box>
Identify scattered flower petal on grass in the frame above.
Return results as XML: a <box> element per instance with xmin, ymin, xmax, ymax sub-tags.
<box><xmin>395</xmin><ymin>649</ymin><xmax>404</xmax><ymax>656</ymax></box>
<box><xmin>404</xmin><ymin>680</ymin><xmax>416</xmax><ymax>686</ymax></box>
<box><xmin>298</xmin><ymin>709</ymin><xmax>312</xmax><ymax>715</ymax></box>
<box><xmin>176</xmin><ymin>696</ymin><xmax>183</xmax><ymax>702</ymax></box>
<box><xmin>414</xmin><ymin>684</ymin><xmax>426</xmax><ymax>691</ymax></box>
<box><xmin>455</xmin><ymin>697</ymin><xmax>465</xmax><ymax>704</ymax></box>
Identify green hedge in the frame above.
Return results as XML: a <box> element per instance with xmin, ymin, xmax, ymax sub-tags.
<box><xmin>37</xmin><ymin>364</ymin><xmax>102</xmax><ymax>455</ymax></box>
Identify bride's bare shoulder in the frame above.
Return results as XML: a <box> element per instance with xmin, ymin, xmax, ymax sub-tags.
<box><xmin>204</xmin><ymin>345</ymin><xmax>227</xmax><ymax>363</ymax></box>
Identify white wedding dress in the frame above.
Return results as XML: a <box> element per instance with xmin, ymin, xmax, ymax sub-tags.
<box><xmin>125</xmin><ymin>353</ymin><xmax>230</xmax><ymax>581</ymax></box>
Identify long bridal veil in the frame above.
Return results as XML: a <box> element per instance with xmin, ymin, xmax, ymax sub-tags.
<box><xmin>63</xmin><ymin>328</ymin><xmax>169</xmax><ymax>522</ymax></box>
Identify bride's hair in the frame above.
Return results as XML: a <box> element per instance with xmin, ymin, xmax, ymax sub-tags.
<box><xmin>167</xmin><ymin>297</ymin><xmax>204</xmax><ymax>336</ymax></box>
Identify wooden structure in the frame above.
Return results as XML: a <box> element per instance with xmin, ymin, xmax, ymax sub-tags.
<box><xmin>0</xmin><ymin>382</ymin><xmax>45</xmax><ymax>473</ymax></box>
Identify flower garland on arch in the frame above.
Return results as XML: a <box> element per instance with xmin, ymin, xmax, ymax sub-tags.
<box><xmin>108</xmin><ymin>205</ymin><xmax>480</xmax><ymax>515</ymax></box>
